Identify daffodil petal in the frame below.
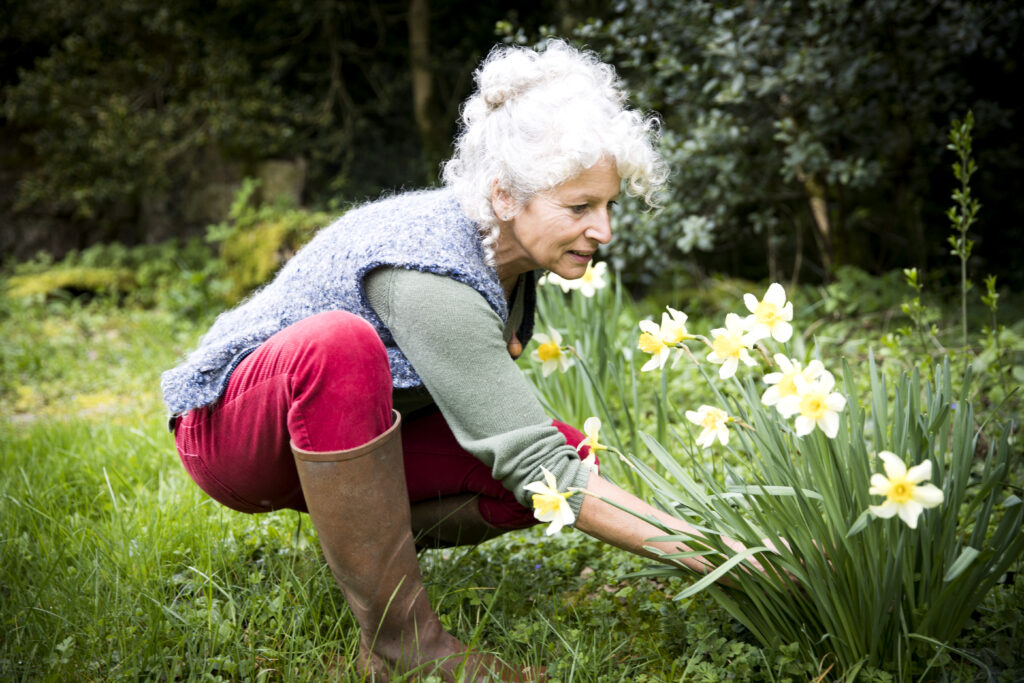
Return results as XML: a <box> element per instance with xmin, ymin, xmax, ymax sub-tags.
<box><xmin>869</xmin><ymin>473</ymin><xmax>890</xmax><ymax>495</ymax></box>
<box><xmin>640</xmin><ymin>356</ymin><xmax>662</xmax><ymax>372</ymax></box>
<box><xmin>905</xmin><ymin>460</ymin><xmax>933</xmax><ymax>484</ymax></box>
<box><xmin>772</xmin><ymin>321</ymin><xmax>793</xmax><ymax>343</ymax></box>
<box><xmin>776</xmin><ymin>396</ymin><xmax>800</xmax><ymax>417</ymax></box>
<box><xmin>638</xmin><ymin>320</ymin><xmax>660</xmax><ymax>334</ymax></box>
<box><xmin>794</xmin><ymin>416</ymin><xmax>814</xmax><ymax>436</ymax></box>
<box><xmin>820</xmin><ymin>412</ymin><xmax>840</xmax><ymax>438</ymax></box>
<box><xmin>870</xmin><ymin>501</ymin><xmax>899</xmax><ymax>519</ymax></box>
<box><xmin>764</xmin><ymin>283</ymin><xmax>787</xmax><ymax>306</ymax></box>
<box><xmin>913</xmin><ymin>483</ymin><xmax>944</xmax><ymax>507</ymax></box>
<box><xmin>825</xmin><ymin>393</ymin><xmax>848</xmax><ymax>411</ymax></box>
<box><xmin>878</xmin><ymin>452</ymin><xmax>907</xmax><ymax>480</ymax></box>
<box><xmin>897</xmin><ymin>500</ymin><xmax>924</xmax><ymax>529</ymax></box>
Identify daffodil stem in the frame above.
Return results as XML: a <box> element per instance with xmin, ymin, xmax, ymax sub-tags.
<box><xmin>658</xmin><ymin>365</ymin><xmax>669</xmax><ymax>444</ymax></box>
<box><xmin>568</xmin><ymin>346</ymin><xmax>622</xmax><ymax>452</ymax></box>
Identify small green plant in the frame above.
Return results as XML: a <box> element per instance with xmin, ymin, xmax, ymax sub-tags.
<box><xmin>896</xmin><ymin>267</ymin><xmax>942</xmax><ymax>369</ymax></box>
<box><xmin>946</xmin><ymin>110</ymin><xmax>982</xmax><ymax>350</ymax></box>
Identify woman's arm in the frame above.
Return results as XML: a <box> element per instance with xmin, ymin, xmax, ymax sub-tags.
<box><xmin>574</xmin><ymin>470</ymin><xmax>745</xmax><ymax>575</ymax></box>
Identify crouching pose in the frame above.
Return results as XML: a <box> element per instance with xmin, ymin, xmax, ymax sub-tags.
<box><xmin>163</xmin><ymin>40</ymin><xmax>742</xmax><ymax>681</ymax></box>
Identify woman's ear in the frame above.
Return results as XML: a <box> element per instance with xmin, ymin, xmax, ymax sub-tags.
<box><xmin>490</xmin><ymin>182</ymin><xmax>516</xmax><ymax>222</ymax></box>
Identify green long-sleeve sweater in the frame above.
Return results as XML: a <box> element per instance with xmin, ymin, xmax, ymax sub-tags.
<box><xmin>365</xmin><ymin>267</ymin><xmax>590</xmax><ymax>516</ymax></box>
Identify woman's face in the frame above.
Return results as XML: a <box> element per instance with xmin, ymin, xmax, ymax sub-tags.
<box><xmin>494</xmin><ymin>158</ymin><xmax>621</xmax><ymax>281</ymax></box>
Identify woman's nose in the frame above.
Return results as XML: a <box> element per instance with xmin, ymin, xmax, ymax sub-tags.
<box><xmin>585</xmin><ymin>208</ymin><xmax>613</xmax><ymax>244</ymax></box>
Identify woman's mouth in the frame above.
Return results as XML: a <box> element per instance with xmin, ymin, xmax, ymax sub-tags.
<box><xmin>567</xmin><ymin>250</ymin><xmax>593</xmax><ymax>263</ymax></box>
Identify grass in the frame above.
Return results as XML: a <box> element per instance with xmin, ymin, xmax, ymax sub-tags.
<box><xmin>2</xmin><ymin>285</ymin><xmax>1021</xmax><ymax>681</ymax></box>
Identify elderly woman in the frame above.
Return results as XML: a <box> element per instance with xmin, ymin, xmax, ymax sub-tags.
<box><xmin>162</xmin><ymin>40</ymin><xmax>734</xmax><ymax>681</ymax></box>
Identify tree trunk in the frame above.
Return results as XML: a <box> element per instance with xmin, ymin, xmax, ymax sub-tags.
<box><xmin>407</xmin><ymin>0</ymin><xmax>437</xmax><ymax>180</ymax></box>
<box><xmin>797</xmin><ymin>169</ymin><xmax>834</xmax><ymax>280</ymax></box>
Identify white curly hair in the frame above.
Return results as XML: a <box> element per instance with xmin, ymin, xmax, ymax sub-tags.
<box><xmin>441</xmin><ymin>39</ymin><xmax>668</xmax><ymax>264</ymax></box>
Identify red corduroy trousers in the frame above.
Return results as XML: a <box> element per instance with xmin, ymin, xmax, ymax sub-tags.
<box><xmin>173</xmin><ymin>310</ymin><xmax>591</xmax><ymax>529</ymax></box>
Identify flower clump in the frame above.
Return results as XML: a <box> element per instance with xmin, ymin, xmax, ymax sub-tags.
<box><xmin>634</xmin><ymin>282</ymin><xmax>848</xmax><ymax>441</ymax></box>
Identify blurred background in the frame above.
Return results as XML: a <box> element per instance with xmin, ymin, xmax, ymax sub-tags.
<box><xmin>2</xmin><ymin>0</ymin><xmax>1022</xmax><ymax>291</ymax></box>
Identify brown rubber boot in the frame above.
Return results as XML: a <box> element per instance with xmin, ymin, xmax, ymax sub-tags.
<box><xmin>410</xmin><ymin>494</ymin><xmax>511</xmax><ymax>550</ymax></box>
<box><xmin>292</xmin><ymin>411</ymin><xmax>537</xmax><ymax>682</ymax></box>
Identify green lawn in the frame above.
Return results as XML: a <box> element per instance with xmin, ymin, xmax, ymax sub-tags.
<box><xmin>2</xmin><ymin>285</ymin><xmax>1021</xmax><ymax>682</ymax></box>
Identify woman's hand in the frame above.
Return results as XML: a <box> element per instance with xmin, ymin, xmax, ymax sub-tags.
<box><xmin>573</xmin><ymin>471</ymin><xmax>791</xmax><ymax>585</ymax></box>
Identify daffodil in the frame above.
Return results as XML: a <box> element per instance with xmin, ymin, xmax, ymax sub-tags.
<box><xmin>530</xmin><ymin>328</ymin><xmax>572</xmax><ymax>377</ymax></box>
<box><xmin>539</xmin><ymin>271</ymin><xmax>578</xmax><ymax>293</ymax></box>
<box><xmin>576</xmin><ymin>260</ymin><xmax>608</xmax><ymax>297</ymax></box>
<box><xmin>660</xmin><ymin>307</ymin><xmax>691</xmax><ymax>344</ymax></box>
<box><xmin>577</xmin><ymin>416</ymin><xmax>607</xmax><ymax>457</ymax></box>
<box><xmin>868</xmin><ymin>451</ymin><xmax>944</xmax><ymax>529</ymax></box>
<box><xmin>637</xmin><ymin>307</ymin><xmax>693</xmax><ymax>372</ymax></box>
<box><xmin>706</xmin><ymin>313</ymin><xmax>758</xmax><ymax>379</ymax></box>
<box><xmin>638</xmin><ymin>320</ymin><xmax>670</xmax><ymax>371</ymax></box>
<box><xmin>761</xmin><ymin>354</ymin><xmax>827</xmax><ymax>415</ymax></box>
<box><xmin>685</xmin><ymin>405</ymin><xmax>733</xmax><ymax>448</ymax></box>
<box><xmin>743</xmin><ymin>282</ymin><xmax>794</xmax><ymax>343</ymax></box>
<box><xmin>523</xmin><ymin>466</ymin><xmax>576</xmax><ymax>535</ymax></box>
<box><xmin>779</xmin><ymin>372</ymin><xmax>847</xmax><ymax>438</ymax></box>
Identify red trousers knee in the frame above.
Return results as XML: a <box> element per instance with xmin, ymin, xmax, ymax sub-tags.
<box><xmin>173</xmin><ymin>310</ymin><xmax>592</xmax><ymax>528</ymax></box>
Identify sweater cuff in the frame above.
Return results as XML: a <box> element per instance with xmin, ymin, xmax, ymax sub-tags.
<box><xmin>566</xmin><ymin>459</ymin><xmax>596</xmax><ymax>522</ymax></box>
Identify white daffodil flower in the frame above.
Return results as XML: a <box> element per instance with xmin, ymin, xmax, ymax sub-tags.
<box><xmin>780</xmin><ymin>372</ymin><xmax>847</xmax><ymax>438</ymax></box>
<box><xmin>576</xmin><ymin>261</ymin><xmax>608</xmax><ymax>298</ymax></box>
<box><xmin>761</xmin><ymin>355</ymin><xmax>827</xmax><ymax>415</ymax></box>
<box><xmin>868</xmin><ymin>451</ymin><xmax>944</xmax><ymax>529</ymax></box>
<box><xmin>743</xmin><ymin>282</ymin><xmax>794</xmax><ymax>343</ymax></box>
<box><xmin>637</xmin><ymin>319</ymin><xmax>671</xmax><ymax>372</ymax></box>
<box><xmin>530</xmin><ymin>328</ymin><xmax>572</xmax><ymax>377</ymax></box>
<box><xmin>577</xmin><ymin>416</ymin><xmax>607</xmax><ymax>458</ymax></box>
<box><xmin>638</xmin><ymin>307</ymin><xmax>693</xmax><ymax>372</ymax></box>
<box><xmin>539</xmin><ymin>271</ymin><xmax>578</xmax><ymax>293</ymax></box>
<box><xmin>523</xmin><ymin>466</ymin><xmax>576</xmax><ymax>535</ymax></box>
<box><xmin>706</xmin><ymin>313</ymin><xmax>758</xmax><ymax>379</ymax></box>
<box><xmin>684</xmin><ymin>405</ymin><xmax>732</xmax><ymax>448</ymax></box>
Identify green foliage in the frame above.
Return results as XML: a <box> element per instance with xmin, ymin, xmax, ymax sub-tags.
<box><xmin>2</xmin><ymin>0</ymin><xmax>321</xmax><ymax>220</ymax></box>
<box><xmin>6</xmin><ymin>266</ymin><xmax>137</xmax><ymax>299</ymax></box>
<box><xmin>206</xmin><ymin>178</ymin><xmax>333</xmax><ymax>303</ymax></box>
<box><xmin>523</xmin><ymin>263</ymin><xmax>1023</xmax><ymax>679</ymax></box>
<box><xmin>4</xmin><ymin>238</ymin><xmax>229</xmax><ymax>318</ymax></box>
<box><xmin>570</xmin><ymin>0</ymin><xmax>1024</xmax><ymax>287</ymax></box>
<box><xmin>947</xmin><ymin>110</ymin><xmax>982</xmax><ymax>349</ymax></box>
<box><xmin>631</xmin><ymin>357</ymin><xmax>1023</xmax><ymax>679</ymax></box>
<box><xmin>1</xmin><ymin>0</ymin><xmax>572</xmax><ymax>255</ymax></box>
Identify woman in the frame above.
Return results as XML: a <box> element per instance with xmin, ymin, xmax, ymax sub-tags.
<box><xmin>163</xmin><ymin>40</ymin><xmax>737</xmax><ymax>681</ymax></box>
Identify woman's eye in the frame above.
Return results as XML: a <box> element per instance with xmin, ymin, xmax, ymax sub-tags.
<box><xmin>570</xmin><ymin>204</ymin><xmax>589</xmax><ymax>214</ymax></box>
<box><xmin>607</xmin><ymin>200</ymin><xmax>618</xmax><ymax>211</ymax></box>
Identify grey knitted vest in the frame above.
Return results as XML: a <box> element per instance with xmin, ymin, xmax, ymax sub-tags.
<box><xmin>161</xmin><ymin>188</ymin><xmax>536</xmax><ymax>416</ymax></box>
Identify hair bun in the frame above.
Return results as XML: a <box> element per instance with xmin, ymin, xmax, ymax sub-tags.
<box><xmin>477</xmin><ymin>48</ymin><xmax>546</xmax><ymax>110</ymax></box>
